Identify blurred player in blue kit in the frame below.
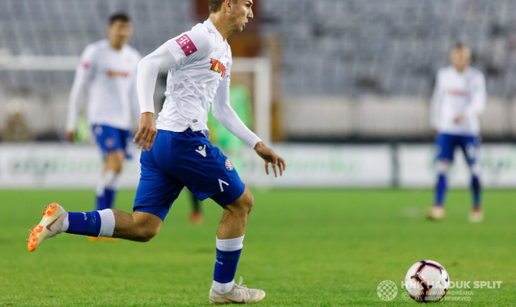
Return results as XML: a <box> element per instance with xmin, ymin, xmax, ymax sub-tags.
<box><xmin>427</xmin><ymin>43</ymin><xmax>486</xmax><ymax>222</ymax></box>
<box><xmin>29</xmin><ymin>0</ymin><xmax>285</xmax><ymax>304</ymax></box>
<box><xmin>66</xmin><ymin>13</ymin><xmax>141</xmax><ymax>223</ymax></box>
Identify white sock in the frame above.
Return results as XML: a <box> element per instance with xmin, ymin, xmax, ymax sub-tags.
<box><xmin>61</xmin><ymin>213</ymin><xmax>70</xmax><ymax>232</ymax></box>
<box><xmin>98</xmin><ymin>209</ymin><xmax>116</xmax><ymax>237</ymax></box>
<box><xmin>211</xmin><ymin>235</ymin><xmax>245</xmax><ymax>293</ymax></box>
<box><xmin>212</xmin><ymin>280</ymin><xmax>235</xmax><ymax>294</ymax></box>
<box><xmin>216</xmin><ymin>235</ymin><xmax>245</xmax><ymax>251</ymax></box>
<box><xmin>96</xmin><ymin>170</ymin><xmax>120</xmax><ymax>195</ymax></box>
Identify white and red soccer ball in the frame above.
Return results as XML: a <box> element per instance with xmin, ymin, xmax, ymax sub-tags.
<box><xmin>405</xmin><ymin>260</ymin><xmax>450</xmax><ymax>302</ymax></box>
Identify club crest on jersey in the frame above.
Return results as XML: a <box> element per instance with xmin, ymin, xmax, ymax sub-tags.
<box><xmin>210</xmin><ymin>59</ymin><xmax>226</xmax><ymax>78</ymax></box>
<box><xmin>225</xmin><ymin>159</ymin><xmax>234</xmax><ymax>171</ymax></box>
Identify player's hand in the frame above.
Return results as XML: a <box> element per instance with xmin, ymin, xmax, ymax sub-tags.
<box><xmin>133</xmin><ymin>112</ymin><xmax>157</xmax><ymax>152</ymax></box>
<box><xmin>254</xmin><ymin>141</ymin><xmax>286</xmax><ymax>177</ymax></box>
<box><xmin>454</xmin><ymin>114</ymin><xmax>466</xmax><ymax>124</ymax></box>
<box><xmin>65</xmin><ymin>130</ymin><xmax>75</xmax><ymax>143</ymax></box>
<box><xmin>432</xmin><ymin>128</ymin><xmax>439</xmax><ymax>137</ymax></box>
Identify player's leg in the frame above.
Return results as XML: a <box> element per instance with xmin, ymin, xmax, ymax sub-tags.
<box><xmin>27</xmin><ymin>204</ymin><xmax>163</xmax><ymax>251</ymax></box>
<box><xmin>461</xmin><ymin>136</ymin><xmax>483</xmax><ymax>222</ymax></box>
<box><xmin>429</xmin><ymin>134</ymin><xmax>455</xmax><ymax>220</ymax></box>
<box><xmin>28</xmin><ymin>135</ymin><xmax>181</xmax><ymax>251</ymax></box>
<box><xmin>189</xmin><ymin>190</ymin><xmax>203</xmax><ymax>224</ymax></box>
<box><xmin>92</xmin><ymin>125</ymin><xmax>129</xmax><ymax>211</ymax></box>
<box><xmin>170</xmin><ymin>129</ymin><xmax>264</xmax><ymax>303</ymax></box>
<box><xmin>209</xmin><ymin>187</ymin><xmax>265</xmax><ymax>304</ymax></box>
<box><xmin>96</xmin><ymin>150</ymin><xmax>125</xmax><ymax>210</ymax></box>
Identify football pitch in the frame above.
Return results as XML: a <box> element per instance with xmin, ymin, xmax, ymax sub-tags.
<box><xmin>1</xmin><ymin>188</ymin><xmax>515</xmax><ymax>306</ymax></box>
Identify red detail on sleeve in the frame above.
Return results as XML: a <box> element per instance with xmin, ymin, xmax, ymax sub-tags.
<box><xmin>176</xmin><ymin>34</ymin><xmax>198</xmax><ymax>57</ymax></box>
<box><xmin>81</xmin><ymin>62</ymin><xmax>90</xmax><ymax>69</ymax></box>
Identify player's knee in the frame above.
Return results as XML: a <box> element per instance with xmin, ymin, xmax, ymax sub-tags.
<box><xmin>111</xmin><ymin>159</ymin><xmax>124</xmax><ymax>174</ymax></box>
<box><xmin>134</xmin><ymin>225</ymin><xmax>159</xmax><ymax>242</ymax></box>
<box><xmin>132</xmin><ymin>213</ymin><xmax>161</xmax><ymax>242</ymax></box>
<box><xmin>239</xmin><ymin>189</ymin><xmax>254</xmax><ymax>215</ymax></box>
<box><xmin>106</xmin><ymin>152</ymin><xmax>124</xmax><ymax>174</ymax></box>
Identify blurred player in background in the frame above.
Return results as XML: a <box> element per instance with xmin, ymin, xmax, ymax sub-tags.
<box><xmin>66</xmin><ymin>13</ymin><xmax>141</xmax><ymax>225</ymax></box>
<box><xmin>29</xmin><ymin>0</ymin><xmax>285</xmax><ymax>304</ymax></box>
<box><xmin>428</xmin><ymin>43</ymin><xmax>486</xmax><ymax>222</ymax></box>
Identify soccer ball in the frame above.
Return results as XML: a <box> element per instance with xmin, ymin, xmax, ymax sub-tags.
<box><xmin>404</xmin><ymin>260</ymin><xmax>449</xmax><ymax>302</ymax></box>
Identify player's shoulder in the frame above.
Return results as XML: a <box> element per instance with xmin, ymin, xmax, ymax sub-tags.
<box><xmin>81</xmin><ymin>40</ymin><xmax>108</xmax><ymax>59</ymax></box>
<box><xmin>124</xmin><ymin>44</ymin><xmax>142</xmax><ymax>59</ymax></box>
<box><xmin>466</xmin><ymin>66</ymin><xmax>485</xmax><ymax>79</ymax></box>
<box><xmin>85</xmin><ymin>39</ymin><xmax>109</xmax><ymax>51</ymax></box>
<box><xmin>186</xmin><ymin>21</ymin><xmax>217</xmax><ymax>53</ymax></box>
<box><xmin>437</xmin><ymin>66</ymin><xmax>454</xmax><ymax>76</ymax></box>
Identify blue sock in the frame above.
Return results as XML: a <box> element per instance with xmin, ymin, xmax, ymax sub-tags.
<box><xmin>435</xmin><ymin>174</ymin><xmax>447</xmax><ymax>206</ymax></box>
<box><xmin>96</xmin><ymin>194</ymin><xmax>106</xmax><ymax>211</ymax></box>
<box><xmin>213</xmin><ymin>249</ymin><xmax>242</xmax><ymax>284</ymax></box>
<box><xmin>66</xmin><ymin>211</ymin><xmax>101</xmax><ymax>237</ymax></box>
<box><xmin>97</xmin><ymin>189</ymin><xmax>116</xmax><ymax>210</ymax></box>
<box><xmin>471</xmin><ymin>175</ymin><xmax>481</xmax><ymax>209</ymax></box>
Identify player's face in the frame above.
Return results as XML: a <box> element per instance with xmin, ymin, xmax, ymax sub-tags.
<box><xmin>108</xmin><ymin>21</ymin><xmax>133</xmax><ymax>47</ymax></box>
<box><xmin>450</xmin><ymin>47</ymin><xmax>471</xmax><ymax>72</ymax></box>
<box><xmin>228</xmin><ymin>0</ymin><xmax>254</xmax><ymax>33</ymax></box>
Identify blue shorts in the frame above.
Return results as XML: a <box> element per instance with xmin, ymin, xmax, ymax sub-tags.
<box><xmin>435</xmin><ymin>133</ymin><xmax>480</xmax><ymax>165</ymax></box>
<box><xmin>133</xmin><ymin>129</ymin><xmax>246</xmax><ymax>221</ymax></box>
<box><xmin>92</xmin><ymin>124</ymin><xmax>132</xmax><ymax>160</ymax></box>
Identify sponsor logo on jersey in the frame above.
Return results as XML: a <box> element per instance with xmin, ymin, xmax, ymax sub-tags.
<box><xmin>225</xmin><ymin>159</ymin><xmax>234</xmax><ymax>171</ymax></box>
<box><xmin>107</xmin><ymin>70</ymin><xmax>130</xmax><ymax>78</ymax></box>
<box><xmin>447</xmin><ymin>88</ymin><xmax>467</xmax><ymax>97</ymax></box>
<box><xmin>176</xmin><ymin>34</ymin><xmax>198</xmax><ymax>57</ymax></box>
<box><xmin>210</xmin><ymin>59</ymin><xmax>226</xmax><ymax>78</ymax></box>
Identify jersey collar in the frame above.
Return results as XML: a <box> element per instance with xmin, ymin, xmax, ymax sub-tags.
<box><xmin>204</xmin><ymin>18</ymin><xmax>224</xmax><ymax>42</ymax></box>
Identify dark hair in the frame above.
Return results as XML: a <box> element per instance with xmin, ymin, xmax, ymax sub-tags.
<box><xmin>454</xmin><ymin>42</ymin><xmax>466</xmax><ymax>49</ymax></box>
<box><xmin>109</xmin><ymin>12</ymin><xmax>130</xmax><ymax>25</ymax></box>
<box><xmin>207</xmin><ymin>0</ymin><xmax>238</xmax><ymax>14</ymax></box>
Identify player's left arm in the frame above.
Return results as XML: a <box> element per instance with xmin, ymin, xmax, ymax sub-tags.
<box><xmin>212</xmin><ymin>82</ymin><xmax>286</xmax><ymax>177</ymax></box>
<box><xmin>455</xmin><ymin>73</ymin><xmax>486</xmax><ymax>124</ymax></box>
<box><xmin>465</xmin><ymin>72</ymin><xmax>487</xmax><ymax>117</ymax></box>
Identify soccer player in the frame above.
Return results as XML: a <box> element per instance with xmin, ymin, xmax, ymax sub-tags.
<box><xmin>66</xmin><ymin>13</ymin><xmax>141</xmax><ymax>217</ymax></box>
<box><xmin>28</xmin><ymin>0</ymin><xmax>285</xmax><ymax>304</ymax></box>
<box><xmin>427</xmin><ymin>43</ymin><xmax>486</xmax><ymax>222</ymax></box>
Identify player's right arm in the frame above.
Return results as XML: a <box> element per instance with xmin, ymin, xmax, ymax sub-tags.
<box><xmin>430</xmin><ymin>70</ymin><xmax>443</xmax><ymax>136</ymax></box>
<box><xmin>134</xmin><ymin>31</ymin><xmax>212</xmax><ymax>151</ymax></box>
<box><xmin>66</xmin><ymin>45</ymin><xmax>96</xmax><ymax>142</ymax></box>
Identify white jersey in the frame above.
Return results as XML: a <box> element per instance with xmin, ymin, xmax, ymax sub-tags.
<box><xmin>67</xmin><ymin>40</ymin><xmax>141</xmax><ymax>131</ymax></box>
<box><xmin>430</xmin><ymin>66</ymin><xmax>486</xmax><ymax>136</ymax></box>
<box><xmin>137</xmin><ymin>19</ymin><xmax>261</xmax><ymax>149</ymax></box>
<box><xmin>157</xmin><ymin>19</ymin><xmax>233</xmax><ymax>132</ymax></box>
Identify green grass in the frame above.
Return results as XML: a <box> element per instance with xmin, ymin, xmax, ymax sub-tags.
<box><xmin>0</xmin><ymin>189</ymin><xmax>515</xmax><ymax>306</ymax></box>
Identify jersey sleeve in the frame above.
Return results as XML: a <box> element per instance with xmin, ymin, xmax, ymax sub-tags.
<box><xmin>465</xmin><ymin>72</ymin><xmax>486</xmax><ymax>117</ymax></box>
<box><xmin>66</xmin><ymin>45</ymin><xmax>97</xmax><ymax>131</ymax></box>
<box><xmin>164</xmin><ymin>30</ymin><xmax>213</xmax><ymax>66</ymax></box>
<box><xmin>212</xmin><ymin>83</ymin><xmax>262</xmax><ymax>149</ymax></box>
<box><xmin>430</xmin><ymin>69</ymin><xmax>443</xmax><ymax>129</ymax></box>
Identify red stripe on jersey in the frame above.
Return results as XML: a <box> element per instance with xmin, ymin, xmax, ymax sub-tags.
<box><xmin>176</xmin><ymin>34</ymin><xmax>198</xmax><ymax>57</ymax></box>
